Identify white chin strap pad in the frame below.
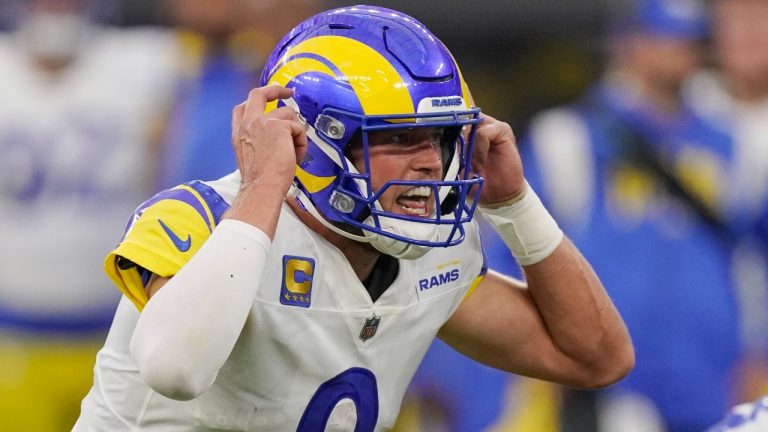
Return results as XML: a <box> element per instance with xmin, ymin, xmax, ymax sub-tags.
<box><xmin>364</xmin><ymin>215</ymin><xmax>438</xmax><ymax>260</ymax></box>
<box><xmin>291</xmin><ymin>184</ymin><xmax>438</xmax><ymax>260</ymax></box>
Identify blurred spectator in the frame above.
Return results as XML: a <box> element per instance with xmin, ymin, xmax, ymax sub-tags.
<box><xmin>523</xmin><ymin>0</ymin><xmax>744</xmax><ymax>430</ymax></box>
<box><xmin>688</xmin><ymin>0</ymin><xmax>768</xmax><ymax>224</ymax></box>
<box><xmin>0</xmin><ymin>0</ymin><xmax>177</xmax><ymax>429</ymax></box>
<box><xmin>157</xmin><ymin>0</ymin><xmax>322</xmax><ymax>188</ymax></box>
<box><xmin>686</xmin><ymin>0</ymin><xmax>768</xmax><ymax>406</ymax></box>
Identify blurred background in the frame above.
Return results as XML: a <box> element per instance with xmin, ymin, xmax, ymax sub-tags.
<box><xmin>0</xmin><ymin>0</ymin><xmax>614</xmax><ymax>132</ymax></box>
<box><xmin>2</xmin><ymin>0</ymin><xmax>768</xmax><ymax>431</ymax></box>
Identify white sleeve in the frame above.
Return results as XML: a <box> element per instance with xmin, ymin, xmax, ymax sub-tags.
<box><xmin>129</xmin><ymin>219</ymin><xmax>271</xmax><ymax>400</ymax></box>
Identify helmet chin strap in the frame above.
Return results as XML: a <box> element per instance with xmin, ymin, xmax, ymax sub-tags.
<box><xmin>289</xmin><ymin>184</ymin><xmax>371</xmax><ymax>242</ymax></box>
<box><xmin>363</xmin><ymin>214</ymin><xmax>437</xmax><ymax>259</ymax></box>
<box><xmin>288</xmin><ymin>185</ymin><xmax>435</xmax><ymax>260</ymax></box>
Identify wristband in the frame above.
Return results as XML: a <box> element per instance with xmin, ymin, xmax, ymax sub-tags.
<box><xmin>479</xmin><ymin>182</ymin><xmax>563</xmax><ymax>266</ymax></box>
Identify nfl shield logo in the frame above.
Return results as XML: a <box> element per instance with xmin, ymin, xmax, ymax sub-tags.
<box><xmin>359</xmin><ymin>315</ymin><xmax>381</xmax><ymax>342</ymax></box>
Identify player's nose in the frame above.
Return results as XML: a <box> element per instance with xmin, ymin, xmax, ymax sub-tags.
<box><xmin>410</xmin><ymin>139</ymin><xmax>442</xmax><ymax>174</ymax></box>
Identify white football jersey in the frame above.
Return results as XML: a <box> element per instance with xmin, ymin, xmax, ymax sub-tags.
<box><xmin>0</xmin><ymin>28</ymin><xmax>178</xmax><ymax>323</ymax></box>
<box><xmin>76</xmin><ymin>172</ymin><xmax>487</xmax><ymax>431</ymax></box>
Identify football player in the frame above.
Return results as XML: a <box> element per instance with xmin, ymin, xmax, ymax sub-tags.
<box><xmin>74</xmin><ymin>6</ymin><xmax>633</xmax><ymax>430</ymax></box>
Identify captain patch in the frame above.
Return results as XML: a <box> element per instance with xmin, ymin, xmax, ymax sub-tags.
<box><xmin>280</xmin><ymin>255</ymin><xmax>315</xmax><ymax>308</ymax></box>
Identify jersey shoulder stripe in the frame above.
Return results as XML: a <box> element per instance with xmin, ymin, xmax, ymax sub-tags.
<box><xmin>459</xmin><ymin>220</ymin><xmax>488</xmax><ymax>302</ymax></box>
<box><xmin>104</xmin><ymin>181</ymin><xmax>230</xmax><ymax>310</ymax></box>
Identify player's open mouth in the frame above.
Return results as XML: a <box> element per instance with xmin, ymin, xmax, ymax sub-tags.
<box><xmin>395</xmin><ymin>186</ymin><xmax>433</xmax><ymax>217</ymax></box>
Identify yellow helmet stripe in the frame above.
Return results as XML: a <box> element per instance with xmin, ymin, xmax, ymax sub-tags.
<box><xmin>295</xmin><ymin>165</ymin><xmax>336</xmax><ymax>193</ymax></box>
<box><xmin>265</xmin><ymin>57</ymin><xmax>337</xmax><ymax>113</ymax></box>
<box><xmin>276</xmin><ymin>35</ymin><xmax>413</xmax><ymax>115</ymax></box>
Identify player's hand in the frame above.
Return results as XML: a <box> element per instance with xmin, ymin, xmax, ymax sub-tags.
<box><xmin>470</xmin><ymin>113</ymin><xmax>525</xmax><ymax>205</ymax></box>
<box><xmin>231</xmin><ymin>85</ymin><xmax>308</xmax><ymax>196</ymax></box>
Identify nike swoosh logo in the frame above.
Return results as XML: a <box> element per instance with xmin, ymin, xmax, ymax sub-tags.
<box><xmin>158</xmin><ymin>219</ymin><xmax>192</xmax><ymax>252</ymax></box>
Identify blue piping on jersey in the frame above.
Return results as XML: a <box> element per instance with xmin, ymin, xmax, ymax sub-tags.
<box><xmin>121</xmin><ymin>180</ymin><xmax>230</xmax><ymax>240</ymax></box>
<box><xmin>185</xmin><ymin>180</ymin><xmax>230</xmax><ymax>226</ymax></box>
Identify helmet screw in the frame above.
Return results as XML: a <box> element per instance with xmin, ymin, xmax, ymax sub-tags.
<box><xmin>330</xmin><ymin>191</ymin><xmax>356</xmax><ymax>213</ymax></box>
<box><xmin>315</xmin><ymin>114</ymin><xmax>345</xmax><ymax>139</ymax></box>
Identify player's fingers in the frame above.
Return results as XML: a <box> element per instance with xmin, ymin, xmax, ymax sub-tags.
<box><xmin>267</xmin><ymin>106</ymin><xmax>302</xmax><ymax>121</ymax></box>
<box><xmin>231</xmin><ymin>102</ymin><xmax>246</xmax><ymax>144</ymax></box>
<box><xmin>263</xmin><ymin>106</ymin><xmax>309</xmax><ymax>161</ymax></box>
<box><xmin>472</xmin><ymin>121</ymin><xmax>491</xmax><ymax>166</ymax></box>
<box><xmin>242</xmin><ymin>85</ymin><xmax>294</xmax><ymax>119</ymax></box>
<box><xmin>284</xmin><ymin>118</ymin><xmax>309</xmax><ymax>160</ymax></box>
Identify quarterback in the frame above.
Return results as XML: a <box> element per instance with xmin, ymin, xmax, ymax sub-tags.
<box><xmin>75</xmin><ymin>6</ymin><xmax>633</xmax><ymax>431</ymax></box>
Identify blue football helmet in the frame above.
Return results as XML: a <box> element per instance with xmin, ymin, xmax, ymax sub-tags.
<box><xmin>260</xmin><ymin>5</ymin><xmax>484</xmax><ymax>258</ymax></box>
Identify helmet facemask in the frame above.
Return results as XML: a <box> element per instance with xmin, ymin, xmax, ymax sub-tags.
<box><xmin>289</xmin><ymin>104</ymin><xmax>483</xmax><ymax>259</ymax></box>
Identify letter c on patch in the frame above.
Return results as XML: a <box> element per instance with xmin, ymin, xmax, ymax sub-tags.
<box><xmin>285</xmin><ymin>258</ymin><xmax>314</xmax><ymax>294</ymax></box>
